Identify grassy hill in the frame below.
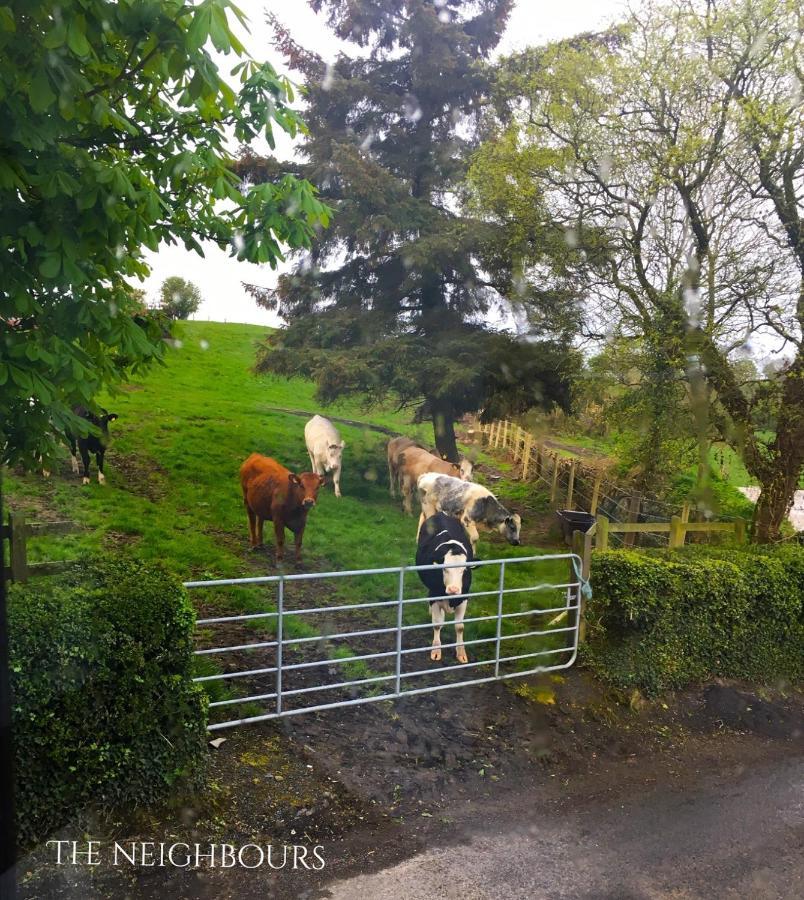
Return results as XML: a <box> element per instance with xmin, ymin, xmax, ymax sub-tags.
<box><xmin>4</xmin><ymin>321</ymin><xmax>574</xmax><ymax>718</ymax></box>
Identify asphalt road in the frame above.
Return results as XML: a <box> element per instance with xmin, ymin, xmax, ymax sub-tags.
<box><xmin>323</xmin><ymin>755</ymin><xmax>804</xmax><ymax>899</ymax></box>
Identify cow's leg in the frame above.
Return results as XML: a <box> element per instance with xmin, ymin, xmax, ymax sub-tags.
<box><xmin>79</xmin><ymin>445</ymin><xmax>91</xmax><ymax>485</ymax></box>
<box><xmin>430</xmin><ymin>602</ymin><xmax>446</xmax><ymax>661</ymax></box>
<box><xmin>273</xmin><ymin>519</ymin><xmax>285</xmax><ymax>562</ymax></box>
<box><xmin>96</xmin><ymin>449</ymin><xmax>106</xmax><ymax>484</ymax></box>
<box><xmin>293</xmin><ymin>522</ymin><xmax>306</xmax><ymax>566</ymax></box>
<box><xmin>256</xmin><ymin>516</ymin><xmax>265</xmax><ymax>548</ymax></box>
<box><xmin>388</xmin><ymin>460</ymin><xmax>396</xmax><ymax>497</ymax></box>
<box><xmin>333</xmin><ymin>461</ymin><xmax>342</xmax><ymax>498</ymax></box>
<box><xmin>245</xmin><ymin>505</ymin><xmax>257</xmax><ymax>547</ymax></box>
<box><xmin>453</xmin><ymin>600</ymin><xmax>468</xmax><ymax>664</ymax></box>
<box><xmin>402</xmin><ymin>475</ymin><xmax>414</xmax><ymax>515</ymax></box>
<box><xmin>308</xmin><ymin>451</ymin><xmax>317</xmax><ymax>473</ymax></box>
<box><xmin>67</xmin><ymin>434</ymin><xmax>80</xmax><ymax>474</ymax></box>
<box><xmin>463</xmin><ymin>518</ymin><xmax>480</xmax><ymax>555</ymax></box>
<box><xmin>416</xmin><ymin>511</ymin><xmax>426</xmax><ymax>541</ymax></box>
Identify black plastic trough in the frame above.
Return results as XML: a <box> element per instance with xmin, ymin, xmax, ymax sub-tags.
<box><xmin>555</xmin><ymin>509</ymin><xmax>596</xmax><ymax>546</ymax></box>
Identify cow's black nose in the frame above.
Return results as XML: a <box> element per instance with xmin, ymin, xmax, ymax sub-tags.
<box><xmin>512</xmin><ymin>539</ymin><xmax>521</xmax><ymax>546</ymax></box>
<box><xmin>304</xmin><ymin>500</ymin><xmax>315</xmax><ymax>509</ymax></box>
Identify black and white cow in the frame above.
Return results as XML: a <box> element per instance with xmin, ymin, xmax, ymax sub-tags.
<box><xmin>416</xmin><ymin>472</ymin><xmax>522</xmax><ymax>554</ymax></box>
<box><xmin>415</xmin><ymin>512</ymin><xmax>474</xmax><ymax>663</ymax></box>
<box><xmin>67</xmin><ymin>406</ymin><xmax>118</xmax><ymax>485</ymax></box>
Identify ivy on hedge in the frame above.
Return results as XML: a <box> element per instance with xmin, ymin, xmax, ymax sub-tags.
<box><xmin>8</xmin><ymin>555</ymin><xmax>208</xmax><ymax>848</ymax></box>
<box><xmin>583</xmin><ymin>545</ymin><xmax>804</xmax><ymax>695</ymax></box>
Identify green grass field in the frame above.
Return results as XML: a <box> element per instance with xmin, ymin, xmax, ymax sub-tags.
<box><xmin>4</xmin><ymin>321</ymin><xmax>576</xmax><ymax>717</ymax></box>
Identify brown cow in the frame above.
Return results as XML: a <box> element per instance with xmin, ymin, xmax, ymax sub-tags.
<box><xmin>239</xmin><ymin>453</ymin><xmax>325</xmax><ymax>564</ymax></box>
<box><xmin>387</xmin><ymin>436</ymin><xmax>424</xmax><ymax>498</ymax></box>
<box><xmin>397</xmin><ymin>447</ymin><xmax>473</xmax><ymax>515</ymax></box>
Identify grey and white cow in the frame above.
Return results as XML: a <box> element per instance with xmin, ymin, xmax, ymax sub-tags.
<box><xmin>304</xmin><ymin>415</ymin><xmax>345</xmax><ymax>498</ymax></box>
<box><xmin>416</xmin><ymin>472</ymin><xmax>522</xmax><ymax>554</ymax></box>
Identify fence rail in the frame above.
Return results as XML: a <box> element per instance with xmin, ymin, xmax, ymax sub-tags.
<box><xmin>470</xmin><ymin>418</ymin><xmax>745</xmax><ymax>550</ymax></box>
<box><xmin>1</xmin><ymin>512</ymin><xmax>80</xmax><ymax>583</ymax></box>
<box><xmin>186</xmin><ymin>553</ymin><xmax>583</xmax><ymax>731</ymax></box>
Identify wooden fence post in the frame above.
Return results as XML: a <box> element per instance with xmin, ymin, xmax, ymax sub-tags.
<box><xmin>550</xmin><ymin>455</ymin><xmax>560</xmax><ymax>506</ymax></box>
<box><xmin>669</xmin><ymin>515</ymin><xmax>685</xmax><ymax>549</ymax></box>
<box><xmin>566</xmin><ymin>459</ymin><xmax>576</xmax><ymax>509</ymax></box>
<box><xmin>681</xmin><ymin>501</ymin><xmax>691</xmax><ymax>523</ymax></box>
<box><xmin>8</xmin><ymin>512</ymin><xmax>28</xmax><ymax>583</ymax></box>
<box><xmin>521</xmin><ymin>434</ymin><xmax>532</xmax><ymax>480</ymax></box>
<box><xmin>596</xmin><ymin>514</ymin><xmax>609</xmax><ymax>551</ymax></box>
<box><xmin>734</xmin><ymin>517</ymin><xmax>746</xmax><ymax>544</ymax></box>
<box><xmin>590</xmin><ymin>472</ymin><xmax>602</xmax><ymax>516</ymax></box>
<box><xmin>623</xmin><ymin>493</ymin><xmax>642</xmax><ymax>547</ymax></box>
<box><xmin>534</xmin><ymin>444</ymin><xmax>542</xmax><ymax>480</ymax></box>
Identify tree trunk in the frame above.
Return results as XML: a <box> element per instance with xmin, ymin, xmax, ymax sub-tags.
<box><xmin>753</xmin><ymin>472</ymin><xmax>797</xmax><ymax>543</ymax></box>
<box><xmin>431</xmin><ymin>402</ymin><xmax>459</xmax><ymax>463</ymax></box>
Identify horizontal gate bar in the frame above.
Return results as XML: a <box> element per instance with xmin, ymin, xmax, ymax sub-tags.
<box><xmin>193</xmin><ymin>602</ymin><xmax>580</xmax><ymax>657</ymax></box>
<box><xmin>207</xmin><ymin>649</ymin><xmax>579</xmax><ymax>731</ymax></box>
<box><xmin>185</xmin><ymin>553</ymin><xmax>580</xmax><ymax>588</ymax></box>
<box><xmin>195</xmin><ymin>581</ymin><xmax>578</xmax><ymax>626</ymax></box>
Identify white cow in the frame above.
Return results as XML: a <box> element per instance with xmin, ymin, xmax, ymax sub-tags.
<box><xmin>304</xmin><ymin>415</ymin><xmax>345</xmax><ymax>498</ymax></box>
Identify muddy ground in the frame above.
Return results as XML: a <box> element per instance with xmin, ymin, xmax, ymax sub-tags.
<box><xmin>17</xmin><ymin>670</ymin><xmax>803</xmax><ymax>899</ymax></box>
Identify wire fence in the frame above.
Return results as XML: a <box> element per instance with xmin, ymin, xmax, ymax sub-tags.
<box><xmin>470</xmin><ymin>418</ymin><xmax>746</xmax><ymax>550</ymax></box>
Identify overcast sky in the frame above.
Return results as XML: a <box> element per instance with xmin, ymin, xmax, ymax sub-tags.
<box><xmin>141</xmin><ymin>0</ymin><xmax>632</xmax><ymax>326</ymax></box>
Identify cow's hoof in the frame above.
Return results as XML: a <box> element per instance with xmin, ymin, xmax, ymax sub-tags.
<box><xmin>81</xmin><ymin>477</ymin><xmax>90</xmax><ymax>485</ymax></box>
<box><xmin>430</xmin><ymin>649</ymin><xmax>442</xmax><ymax>662</ymax></box>
<box><xmin>42</xmin><ymin>470</ymin><xmax>51</xmax><ymax>479</ymax></box>
<box><xmin>456</xmin><ymin>650</ymin><xmax>468</xmax><ymax>664</ymax></box>
<box><xmin>97</xmin><ymin>472</ymin><xmax>106</xmax><ymax>485</ymax></box>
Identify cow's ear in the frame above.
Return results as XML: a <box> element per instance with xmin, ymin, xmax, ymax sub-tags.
<box><xmin>340</xmin><ymin>440</ymin><xmax>346</xmax><ymax>449</ymax></box>
<box><xmin>289</xmin><ymin>474</ymin><xmax>301</xmax><ymax>485</ymax></box>
<box><xmin>106</xmin><ymin>413</ymin><xmax>119</xmax><ymax>422</ymax></box>
<box><xmin>319</xmin><ymin>474</ymin><xmax>327</xmax><ymax>485</ymax></box>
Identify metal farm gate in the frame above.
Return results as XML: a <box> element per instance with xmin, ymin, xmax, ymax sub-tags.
<box><xmin>186</xmin><ymin>553</ymin><xmax>583</xmax><ymax>731</ymax></box>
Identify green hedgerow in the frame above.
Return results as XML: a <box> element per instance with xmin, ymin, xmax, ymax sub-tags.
<box><xmin>8</xmin><ymin>554</ymin><xmax>208</xmax><ymax>848</ymax></box>
<box><xmin>583</xmin><ymin>545</ymin><xmax>804</xmax><ymax>695</ymax></box>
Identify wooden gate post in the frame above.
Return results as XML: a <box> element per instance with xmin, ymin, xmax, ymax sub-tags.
<box><xmin>521</xmin><ymin>434</ymin><xmax>533</xmax><ymax>479</ymax></box>
<box><xmin>8</xmin><ymin>512</ymin><xmax>28</xmax><ymax>584</ymax></box>
<box><xmin>669</xmin><ymin>515</ymin><xmax>685</xmax><ymax>549</ymax></box>
<box><xmin>596</xmin><ymin>514</ymin><xmax>609</xmax><ymax>551</ymax></box>
<box><xmin>566</xmin><ymin>459</ymin><xmax>577</xmax><ymax>509</ymax></box>
<box><xmin>550</xmin><ymin>455</ymin><xmax>560</xmax><ymax>506</ymax></box>
<box><xmin>590</xmin><ymin>472</ymin><xmax>602</xmax><ymax>516</ymax></box>
<box><xmin>623</xmin><ymin>493</ymin><xmax>642</xmax><ymax>547</ymax></box>
<box><xmin>734</xmin><ymin>517</ymin><xmax>746</xmax><ymax>544</ymax></box>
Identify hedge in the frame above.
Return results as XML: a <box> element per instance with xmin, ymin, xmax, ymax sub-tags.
<box><xmin>583</xmin><ymin>544</ymin><xmax>804</xmax><ymax>695</ymax></box>
<box><xmin>8</xmin><ymin>555</ymin><xmax>208</xmax><ymax>847</ymax></box>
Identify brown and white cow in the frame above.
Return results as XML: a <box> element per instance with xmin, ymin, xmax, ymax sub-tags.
<box><xmin>239</xmin><ymin>453</ymin><xmax>325</xmax><ymax>565</ymax></box>
<box><xmin>396</xmin><ymin>446</ymin><xmax>473</xmax><ymax>515</ymax></box>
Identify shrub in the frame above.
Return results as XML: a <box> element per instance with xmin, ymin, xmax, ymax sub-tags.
<box><xmin>583</xmin><ymin>545</ymin><xmax>804</xmax><ymax>695</ymax></box>
<box><xmin>8</xmin><ymin>555</ymin><xmax>208</xmax><ymax>847</ymax></box>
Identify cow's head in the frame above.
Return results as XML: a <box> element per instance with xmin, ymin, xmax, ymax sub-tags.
<box><xmin>324</xmin><ymin>439</ymin><xmax>345</xmax><ymax>471</ymax></box>
<box><xmin>458</xmin><ymin>458</ymin><xmax>473</xmax><ymax>481</ymax></box>
<box><xmin>99</xmin><ymin>411</ymin><xmax>118</xmax><ymax>433</ymax></box>
<box><xmin>290</xmin><ymin>472</ymin><xmax>326</xmax><ymax>510</ymax></box>
<box><xmin>442</xmin><ymin>549</ymin><xmax>468</xmax><ymax>596</ymax></box>
<box><xmin>498</xmin><ymin>513</ymin><xmax>522</xmax><ymax>546</ymax></box>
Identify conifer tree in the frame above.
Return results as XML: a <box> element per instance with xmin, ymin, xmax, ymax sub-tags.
<box><xmin>242</xmin><ymin>0</ymin><xmax>576</xmax><ymax>459</ymax></box>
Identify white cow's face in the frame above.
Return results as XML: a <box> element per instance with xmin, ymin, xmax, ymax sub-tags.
<box><xmin>324</xmin><ymin>440</ymin><xmax>345</xmax><ymax>470</ymax></box>
<box><xmin>459</xmin><ymin>459</ymin><xmax>473</xmax><ymax>481</ymax></box>
<box><xmin>442</xmin><ymin>549</ymin><xmax>467</xmax><ymax>595</ymax></box>
<box><xmin>497</xmin><ymin>513</ymin><xmax>522</xmax><ymax>546</ymax></box>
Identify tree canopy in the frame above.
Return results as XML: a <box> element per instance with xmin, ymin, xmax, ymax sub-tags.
<box><xmin>471</xmin><ymin>0</ymin><xmax>803</xmax><ymax>540</ymax></box>
<box><xmin>159</xmin><ymin>276</ymin><xmax>203</xmax><ymax>320</ymax></box>
<box><xmin>0</xmin><ymin>0</ymin><xmax>330</xmax><ymax>468</ymax></box>
<box><xmin>240</xmin><ymin>0</ymin><xmax>578</xmax><ymax>460</ymax></box>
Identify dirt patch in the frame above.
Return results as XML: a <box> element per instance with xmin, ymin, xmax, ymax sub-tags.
<box><xmin>682</xmin><ymin>682</ymin><xmax>804</xmax><ymax>740</ymax></box>
<box><xmin>111</xmin><ymin>451</ymin><xmax>169</xmax><ymax>502</ymax></box>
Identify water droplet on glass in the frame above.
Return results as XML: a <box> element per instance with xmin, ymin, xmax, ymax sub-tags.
<box><xmin>321</xmin><ymin>64</ymin><xmax>335</xmax><ymax>92</ymax></box>
<box><xmin>360</xmin><ymin>130</ymin><xmax>375</xmax><ymax>151</ymax></box>
<box><xmin>438</xmin><ymin>9</ymin><xmax>450</xmax><ymax>22</ymax></box>
<box><xmin>403</xmin><ymin>94</ymin><xmax>422</xmax><ymax>123</ymax></box>
<box><xmin>563</xmin><ymin>227</ymin><xmax>578</xmax><ymax>248</ymax></box>
<box><xmin>200</xmin><ymin>339</ymin><xmax>209</xmax><ymax>350</ymax></box>
<box><xmin>232</xmin><ymin>230</ymin><xmax>245</xmax><ymax>253</ymax></box>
